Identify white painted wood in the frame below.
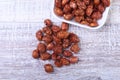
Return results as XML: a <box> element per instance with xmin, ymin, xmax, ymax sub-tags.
<box><xmin>0</xmin><ymin>0</ymin><xmax>120</xmax><ymax>80</ymax></box>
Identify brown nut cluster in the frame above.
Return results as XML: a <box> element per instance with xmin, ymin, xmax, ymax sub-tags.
<box><xmin>54</xmin><ymin>0</ymin><xmax>110</xmax><ymax>27</ymax></box>
<box><xmin>32</xmin><ymin>19</ymin><xmax>80</xmax><ymax>73</ymax></box>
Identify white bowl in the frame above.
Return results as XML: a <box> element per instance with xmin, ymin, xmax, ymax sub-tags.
<box><xmin>52</xmin><ymin>0</ymin><xmax>111</xmax><ymax>30</ymax></box>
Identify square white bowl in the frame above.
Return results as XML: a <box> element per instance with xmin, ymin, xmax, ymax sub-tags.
<box><xmin>52</xmin><ymin>0</ymin><xmax>111</xmax><ymax>30</ymax></box>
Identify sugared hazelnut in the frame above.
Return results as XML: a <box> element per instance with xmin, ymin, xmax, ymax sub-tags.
<box><xmin>32</xmin><ymin>49</ymin><xmax>39</xmax><ymax>59</ymax></box>
<box><xmin>70</xmin><ymin>43</ymin><xmax>80</xmax><ymax>53</ymax></box>
<box><xmin>44</xmin><ymin>19</ymin><xmax>52</xmax><ymax>27</ymax></box>
<box><xmin>40</xmin><ymin>52</ymin><xmax>51</xmax><ymax>60</ymax></box>
<box><xmin>61</xmin><ymin>22</ymin><xmax>69</xmax><ymax>31</ymax></box>
<box><xmin>70</xmin><ymin>56</ymin><xmax>79</xmax><ymax>63</ymax></box>
<box><xmin>44</xmin><ymin>64</ymin><xmax>54</xmax><ymax>73</ymax></box>
<box><xmin>60</xmin><ymin>58</ymin><xmax>70</xmax><ymax>65</ymax></box>
<box><xmin>63</xmin><ymin>50</ymin><xmax>73</xmax><ymax>57</ymax></box>
<box><xmin>36</xmin><ymin>30</ymin><xmax>43</xmax><ymax>41</ymax></box>
<box><xmin>37</xmin><ymin>43</ymin><xmax>46</xmax><ymax>53</ymax></box>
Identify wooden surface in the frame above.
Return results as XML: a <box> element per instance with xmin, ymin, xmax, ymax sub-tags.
<box><xmin>0</xmin><ymin>0</ymin><xmax>120</xmax><ymax>80</ymax></box>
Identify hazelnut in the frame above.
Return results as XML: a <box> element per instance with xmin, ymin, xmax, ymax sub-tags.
<box><xmin>89</xmin><ymin>22</ymin><xmax>98</xmax><ymax>27</ymax></box>
<box><xmin>69</xmin><ymin>33</ymin><xmax>80</xmax><ymax>43</ymax></box>
<box><xmin>47</xmin><ymin>42</ymin><xmax>54</xmax><ymax>50</ymax></box>
<box><xmin>51</xmin><ymin>53</ymin><xmax>58</xmax><ymax>60</ymax></box>
<box><xmin>98</xmin><ymin>3</ymin><xmax>105</xmax><ymax>13</ymax></box>
<box><xmin>51</xmin><ymin>25</ymin><xmax>61</xmax><ymax>33</ymax></box>
<box><xmin>54</xmin><ymin>7</ymin><xmax>63</xmax><ymax>16</ymax></box>
<box><xmin>70</xmin><ymin>1</ymin><xmax>77</xmax><ymax>9</ymax></box>
<box><xmin>40</xmin><ymin>52</ymin><xmax>51</xmax><ymax>60</ymax></box>
<box><xmin>101</xmin><ymin>0</ymin><xmax>110</xmax><ymax>7</ymax></box>
<box><xmin>70</xmin><ymin>56</ymin><xmax>79</xmax><ymax>63</ymax></box>
<box><xmin>52</xmin><ymin>35</ymin><xmax>62</xmax><ymax>44</ymax></box>
<box><xmin>44</xmin><ymin>64</ymin><xmax>54</xmax><ymax>73</ymax></box>
<box><xmin>32</xmin><ymin>49</ymin><xmax>39</xmax><ymax>59</ymax></box>
<box><xmin>60</xmin><ymin>58</ymin><xmax>70</xmax><ymax>65</ymax></box>
<box><xmin>42</xmin><ymin>35</ymin><xmax>53</xmax><ymax>43</ymax></box>
<box><xmin>86</xmin><ymin>5</ymin><xmax>93</xmax><ymax>16</ymax></box>
<box><xmin>77</xmin><ymin>1</ymin><xmax>86</xmax><ymax>10</ymax></box>
<box><xmin>63</xmin><ymin>50</ymin><xmax>73</xmax><ymax>57</ymax></box>
<box><xmin>70</xmin><ymin>43</ymin><xmax>80</xmax><ymax>53</ymax></box>
<box><xmin>62</xmin><ymin>39</ymin><xmax>70</xmax><ymax>48</ymax></box>
<box><xmin>44</xmin><ymin>19</ymin><xmax>52</xmax><ymax>27</ymax></box>
<box><xmin>91</xmin><ymin>11</ymin><xmax>102</xmax><ymax>20</ymax></box>
<box><xmin>63</xmin><ymin>13</ymin><xmax>73</xmax><ymax>20</ymax></box>
<box><xmin>54</xmin><ymin>60</ymin><xmax>63</xmax><ymax>67</ymax></box>
<box><xmin>61</xmin><ymin>22</ymin><xmax>69</xmax><ymax>31</ymax></box>
<box><xmin>63</xmin><ymin>4</ymin><xmax>72</xmax><ymax>13</ymax></box>
<box><xmin>83</xmin><ymin>0</ymin><xmax>90</xmax><ymax>5</ymax></box>
<box><xmin>57</xmin><ymin>31</ymin><xmax>69</xmax><ymax>39</ymax></box>
<box><xmin>53</xmin><ymin>45</ymin><xmax>63</xmax><ymax>54</ymax></box>
<box><xmin>43</xmin><ymin>27</ymin><xmax>52</xmax><ymax>35</ymax></box>
<box><xmin>37</xmin><ymin>43</ymin><xmax>46</xmax><ymax>53</ymax></box>
<box><xmin>62</xmin><ymin>0</ymin><xmax>69</xmax><ymax>6</ymax></box>
<box><xmin>55</xmin><ymin>0</ymin><xmax>62</xmax><ymax>8</ymax></box>
<box><xmin>74</xmin><ymin>9</ymin><xmax>85</xmax><ymax>16</ymax></box>
<box><xmin>74</xmin><ymin>16</ymin><xmax>84</xmax><ymax>22</ymax></box>
<box><xmin>36</xmin><ymin>30</ymin><xmax>43</xmax><ymax>41</ymax></box>
<box><xmin>94</xmin><ymin>0</ymin><xmax>100</xmax><ymax>5</ymax></box>
<box><xmin>80</xmin><ymin>20</ymin><xmax>89</xmax><ymax>25</ymax></box>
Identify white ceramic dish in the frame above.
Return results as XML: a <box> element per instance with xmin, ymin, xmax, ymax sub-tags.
<box><xmin>52</xmin><ymin>0</ymin><xmax>111</xmax><ymax>30</ymax></box>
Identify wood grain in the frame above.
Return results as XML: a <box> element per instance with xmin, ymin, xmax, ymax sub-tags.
<box><xmin>0</xmin><ymin>0</ymin><xmax>120</xmax><ymax>80</ymax></box>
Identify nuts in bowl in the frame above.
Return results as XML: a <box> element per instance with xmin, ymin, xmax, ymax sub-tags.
<box><xmin>52</xmin><ymin>0</ymin><xmax>111</xmax><ymax>29</ymax></box>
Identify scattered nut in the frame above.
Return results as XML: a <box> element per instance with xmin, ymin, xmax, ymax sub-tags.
<box><xmin>37</xmin><ymin>43</ymin><xmax>46</xmax><ymax>53</ymax></box>
<box><xmin>70</xmin><ymin>56</ymin><xmax>79</xmax><ymax>63</ymax></box>
<box><xmin>44</xmin><ymin>19</ymin><xmax>52</xmax><ymax>27</ymax></box>
<box><xmin>44</xmin><ymin>64</ymin><xmax>54</xmax><ymax>73</ymax></box>
<box><xmin>70</xmin><ymin>43</ymin><xmax>80</xmax><ymax>53</ymax></box>
<box><xmin>54</xmin><ymin>60</ymin><xmax>63</xmax><ymax>67</ymax></box>
<box><xmin>57</xmin><ymin>31</ymin><xmax>69</xmax><ymax>39</ymax></box>
<box><xmin>36</xmin><ymin>30</ymin><xmax>43</xmax><ymax>41</ymax></box>
<box><xmin>40</xmin><ymin>52</ymin><xmax>51</xmax><ymax>60</ymax></box>
<box><xmin>61</xmin><ymin>22</ymin><xmax>69</xmax><ymax>31</ymax></box>
<box><xmin>63</xmin><ymin>50</ymin><xmax>73</xmax><ymax>57</ymax></box>
<box><xmin>60</xmin><ymin>58</ymin><xmax>70</xmax><ymax>65</ymax></box>
<box><xmin>32</xmin><ymin>19</ymin><xmax>81</xmax><ymax>73</ymax></box>
<box><xmin>32</xmin><ymin>49</ymin><xmax>39</xmax><ymax>59</ymax></box>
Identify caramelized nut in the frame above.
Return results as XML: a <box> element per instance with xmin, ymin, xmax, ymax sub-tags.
<box><xmin>63</xmin><ymin>50</ymin><xmax>73</xmax><ymax>57</ymax></box>
<box><xmin>57</xmin><ymin>31</ymin><xmax>69</xmax><ymax>39</ymax></box>
<box><xmin>32</xmin><ymin>49</ymin><xmax>39</xmax><ymax>59</ymax></box>
<box><xmin>61</xmin><ymin>22</ymin><xmax>69</xmax><ymax>31</ymax></box>
<box><xmin>44</xmin><ymin>19</ymin><xmax>52</xmax><ymax>27</ymax></box>
<box><xmin>94</xmin><ymin>0</ymin><xmax>100</xmax><ymax>5</ymax></box>
<box><xmin>55</xmin><ymin>0</ymin><xmax>62</xmax><ymax>8</ymax></box>
<box><xmin>37</xmin><ymin>43</ymin><xmax>46</xmax><ymax>53</ymax></box>
<box><xmin>36</xmin><ymin>30</ymin><xmax>43</xmax><ymax>41</ymax></box>
<box><xmin>51</xmin><ymin>25</ymin><xmax>61</xmax><ymax>33</ymax></box>
<box><xmin>70</xmin><ymin>43</ymin><xmax>80</xmax><ymax>53</ymax></box>
<box><xmin>63</xmin><ymin>13</ymin><xmax>73</xmax><ymax>20</ymax></box>
<box><xmin>62</xmin><ymin>39</ymin><xmax>70</xmax><ymax>48</ymax></box>
<box><xmin>44</xmin><ymin>64</ymin><xmax>54</xmax><ymax>73</ymax></box>
<box><xmin>54</xmin><ymin>60</ymin><xmax>63</xmax><ymax>67</ymax></box>
<box><xmin>43</xmin><ymin>27</ymin><xmax>52</xmax><ymax>35</ymax></box>
<box><xmin>47</xmin><ymin>42</ymin><xmax>54</xmax><ymax>50</ymax></box>
<box><xmin>60</xmin><ymin>58</ymin><xmax>70</xmax><ymax>65</ymax></box>
<box><xmin>42</xmin><ymin>35</ymin><xmax>53</xmax><ymax>43</ymax></box>
<box><xmin>53</xmin><ymin>45</ymin><xmax>63</xmax><ymax>54</ymax></box>
<box><xmin>40</xmin><ymin>52</ymin><xmax>51</xmax><ymax>60</ymax></box>
<box><xmin>70</xmin><ymin>56</ymin><xmax>79</xmax><ymax>63</ymax></box>
<box><xmin>69</xmin><ymin>33</ymin><xmax>80</xmax><ymax>43</ymax></box>
<box><xmin>54</xmin><ymin>7</ymin><xmax>63</xmax><ymax>16</ymax></box>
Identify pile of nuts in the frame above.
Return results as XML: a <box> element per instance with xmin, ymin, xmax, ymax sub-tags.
<box><xmin>54</xmin><ymin>0</ymin><xmax>110</xmax><ymax>27</ymax></box>
<box><xmin>32</xmin><ymin>19</ymin><xmax>80</xmax><ymax>73</ymax></box>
